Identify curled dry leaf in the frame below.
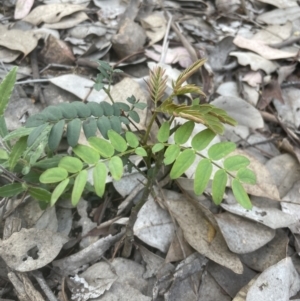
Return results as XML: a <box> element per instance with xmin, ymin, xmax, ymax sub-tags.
<box><xmin>0</xmin><ymin>228</ymin><xmax>68</xmax><ymax>272</ymax></box>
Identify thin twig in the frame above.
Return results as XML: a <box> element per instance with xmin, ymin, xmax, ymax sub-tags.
<box><xmin>32</xmin><ymin>271</ymin><xmax>58</xmax><ymax>301</ymax></box>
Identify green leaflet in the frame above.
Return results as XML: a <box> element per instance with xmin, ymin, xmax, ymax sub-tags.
<box><xmin>33</xmin><ymin>155</ymin><xmax>65</xmax><ymax>169</ymax></box>
<box><xmin>164</xmin><ymin>144</ymin><xmax>180</xmax><ymax>165</ymax></box>
<box><xmin>152</xmin><ymin>143</ymin><xmax>164</xmax><ymax>153</ymax></box>
<box><xmin>232</xmin><ymin>179</ymin><xmax>252</xmax><ymax>209</ymax></box>
<box><xmin>25</xmin><ymin>113</ymin><xmax>47</xmax><ymax>128</ymax></box>
<box><xmin>58</xmin><ymin>156</ymin><xmax>83</xmax><ymax>173</ymax></box>
<box><xmin>0</xmin><ymin>67</ymin><xmax>17</xmax><ymax>116</ymax></box>
<box><xmin>236</xmin><ymin>168</ymin><xmax>256</xmax><ymax>184</ymax></box>
<box><xmin>135</xmin><ymin>147</ymin><xmax>147</xmax><ymax>157</ymax></box>
<box><xmin>110</xmin><ymin>116</ymin><xmax>122</xmax><ymax>134</ymax></box>
<box><xmin>157</xmin><ymin>122</ymin><xmax>170</xmax><ymax>143</ymax></box>
<box><xmin>8</xmin><ymin>136</ymin><xmax>27</xmax><ymax>171</ymax></box>
<box><xmin>72</xmin><ymin>102</ymin><xmax>91</xmax><ymax>118</ymax></box>
<box><xmin>101</xmin><ymin>101</ymin><xmax>114</xmax><ymax>116</ymax></box>
<box><xmin>3</xmin><ymin>127</ymin><xmax>34</xmax><ymax>141</ymax></box>
<box><xmin>50</xmin><ymin>178</ymin><xmax>69</xmax><ymax>206</ymax></box>
<box><xmin>73</xmin><ymin>144</ymin><xmax>100</xmax><ymax>164</ymax></box>
<box><xmin>48</xmin><ymin>120</ymin><xmax>65</xmax><ymax>150</ymax></box>
<box><xmin>86</xmin><ymin>102</ymin><xmax>104</xmax><ymax>117</ymax></box>
<box><xmin>97</xmin><ymin>116</ymin><xmax>111</xmax><ymax>139</ymax></box>
<box><xmin>67</xmin><ymin>118</ymin><xmax>81</xmax><ymax>147</ymax></box>
<box><xmin>0</xmin><ymin>116</ymin><xmax>9</xmax><ymax>142</ymax></box>
<box><xmin>128</xmin><ymin>110</ymin><xmax>140</xmax><ymax>123</ymax></box>
<box><xmin>72</xmin><ymin>170</ymin><xmax>88</xmax><ymax>206</ymax></box>
<box><xmin>82</xmin><ymin>117</ymin><xmax>97</xmax><ymax>139</ymax></box>
<box><xmin>88</xmin><ymin>136</ymin><xmax>114</xmax><ymax>158</ymax></box>
<box><xmin>224</xmin><ymin>155</ymin><xmax>250</xmax><ymax>171</ymax></box>
<box><xmin>174</xmin><ymin>121</ymin><xmax>194</xmax><ymax>145</ymax></box>
<box><xmin>43</xmin><ymin>106</ymin><xmax>63</xmax><ymax>121</ymax></box>
<box><xmin>0</xmin><ymin>148</ymin><xmax>8</xmax><ymax>160</ymax></box>
<box><xmin>57</xmin><ymin>102</ymin><xmax>77</xmax><ymax>119</ymax></box>
<box><xmin>212</xmin><ymin>169</ymin><xmax>227</xmax><ymax>205</ymax></box>
<box><xmin>109</xmin><ymin>156</ymin><xmax>123</xmax><ymax>180</ymax></box>
<box><xmin>191</xmin><ymin>129</ymin><xmax>216</xmax><ymax>151</ymax></box>
<box><xmin>28</xmin><ymin>187</ymin><xmax>51</xmax><ymax>203</ymax></box>
<box><xmin>208</xmin><ymin>142</ymin><xmax>236</xmax><ymax>161</ymax></box>
<box><xmin>107</xmin><ymin>130</ymin><xmax>128</xmax><ymax>153</ymax></box>
<box><xmin>170</xmin><ymin>149</ymin><xmax>196</xmax><ymax>179</ymax></box>
<box><xmin>40</xmin><ymin>167</ymin><xmax>68</xmax><ymax>184</ymax></box>
<box><xmin>0</xmin><ymin>183</ymin><xmax>25</xmax><ymax>197</ymax></box>
<box><xmin>126</xmin><ymin>132</ymin><xmax>139</xmax><ymax>148</ymax></box>
<box><xmin>93</xmin><ymin>162</ymin><xmax>107</xmax><ymax>197</ymax></box>
<box><xmin>27</xmin><ymin>123</ymin><xmax>49</xmax><ymax>147</ymax></box>
<box><xmin>194</xmin><ymin>158</ymin><xmax>212</xmax><ymax>195</ymax></box>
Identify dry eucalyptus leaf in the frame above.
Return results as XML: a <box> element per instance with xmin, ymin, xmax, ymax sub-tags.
<box><xmin>0</xmin><ymin>24</ymin><xmax>38</xmax><ymax>57</ymax></box>
<box><xmin>215</xmin><ymin>212</ymin><xmax>275</xmax><ymax>254</ymax></box>
<box><xmin>221</xmin><ymin>203</ymin><xmax>298</xmax><ymax>229</ymax></box>
<box><xmin>49</xmin><ymin>74</ymin><xmax>107</xmax><ymax>103</ymax></box>
<box><xmin>161</xmin><ymin>189</ymin><xmax>243</xmax><ymax>274</ymax></box>
<box><xmin>256</xmin><ymin>0</ymin><xmax>298</xmax><ymax>8</ymax></box>
<box><xmin>68</xmin><ymin>23</ymin><xmax>107</xmax><ymax>39</ymax></box>
<box><xmin>23</xmin><ymin>3</ymin><xmax>85</xmax><ymax>25</ymax></box>
<box><xmin>216</xmin><ymin>81</ymin><xmax>239</xmax><ymax>97</ymax></box>
<box><xmin>133</xmin><ymin>194</ymin><xmax>175</xmax><ymax>253</ymax></box>
<box><xmin>242</xmin><ymin>84</ymin><xmax>259</xmax><ymax>106</ymax></box>
<box><xmin>257</xmin><ymin>7</ymin><xmax>300</xmax><ymax>24</ymax></box>
<box><xmin>0</xmin><ymin>47</ymin><xmax>20</xmax><ymax>63</ymax></box>
<box><xmin>0</xmin><ymin>228</ymin><xmax>68</xmax><ymax>272</ymax></box>
<box><xmin>211</xmin><ymin>96</ymin><xmax>264</xmax><ymax>129</ymax></box>
<box><xmin>14</xmin><ymin>0</ymin><xmax>34</xmax><ymax>19</ymax></box>
<box><xmin>246</xmin><ymin>257</ymin><xmax>300</xmax><ymax>301</ymax></box>
<box><xmin>242</xmin><ymin>72</ymin><xmax>262</xmax><ymax>87</ymax></box>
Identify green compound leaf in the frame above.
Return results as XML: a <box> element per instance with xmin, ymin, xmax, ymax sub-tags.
<box><xmin>93</xmin><ymin>162</ymin><xmax>107</xmax><ymax>197</ymax></box>
<box><xmin>86</xmin><ymin>102</ymin><xmax>103</xmax><ymax>117</ymax></box>
<box><xmin>232</xmin><ymin>179</ymin><xmax>252</xmax><ymax>209</ymax></box>
<box><xmin>72</xmin><ymin>170</ymin><xmax>88</xmax><ymax>206</ymax></box>
<box><xmin>109</xmin><ymin>156</ymin><xmax>123</xmax><ymax>180</ymax></box>
<box><xmin>83</xmin><ymin>117</ymin><xmax>97</xmax><ymax>139</ymax></box>
<box><xmin>88</xmin><ymin>136</ymin><xmax>114</xmax><ymax>158</ymax></box>
<box><xmin>97</xmin><ymin>116</ymin><xmax>111</xmax><ymax>139</ymax></box>
<box><xmin>212</xmin><ymin>169</ymin><xmax>227</xmax><ymax>205</ymax></box>
<box><xmin>27</xmin><ymin>123</ymin><xmax>49</xmax><ymax>147</ymax></box>
<box><xmin>237</xmin><ymin>168</ymin><xmax>256</xmax><ymax>184</ymax></box>
<box><xmin>73</xmin><ymin>144</ymin><xmax>100</xmax><ymax>164</ymax></box>
<box><xmin>191</xmin><ymin>129</ymin><xmax>216</xmax><ymax>151</ymax></box>
<box><xmin>8</xmin><ymin>136</ymin><xmax>27</xmax><ymax>171</ymax></box>
<box><xmin>72</xmin><ymin>102</ymin><xmax>91</xmax><ymax>118</ymax></box>
<box><xmin>28</xmin><ymin>187</ymin><xmax>51</xmax><ymax>203</ymax></box>
<box><xmin>208</xmin><ymin>142</ymin><xmax>236</xmax><ymax>161</ymax></box>
<box><xmin>224</xmin><ymin>155</ymin><xmax>250</xmax><ymax>171</ymax></box>
<box><xmin>107</xmin><ymin>130</ymin><xmax>127</xmax><ymax>153</ymax></box>
<box><xmin>50</xmin><ymin>178</ymin><xmax>69</xmax><ymax>206</ymax></box>
<box><xmin>0</xmin><ymin>183</ymin><xmax>25</xmax><ymax>197</ymax></box>
<box><xmin>67</xmin><ymin>118</ymin><xmax>81</xmax><ymax>147</ymax></box>
<box><xmin>157</xmin><ymin>121</ymin><xmax>170</xmax><ymax>143</ymax></box>
<box><xmin>128</xmin><ymin>110</ymin><xmax>140</xmax><ymax>123</ymax></box>
<box><xmin>0</xmin><ymin>67</ymin><xmax>17</xmax><ymax>116</ymax></box>
<box><xmin>125</xmin><ymin>132</ymin><xmax>139</xmax><ymax>148</ymax></box>
<box><xmin>48</xmin><ymin>120</ymin><xmax>65</xmax><ymax>151</ymax></box>
<box><xmin>164</xmin><ymin>144</ymin><xmax>181</xmax><ymax>165</ymax></box>
<box><xmin>152</xmin><ymin>143</ymin><xmax>164</xmax><ymax>153</ymax></box>
<box><xmin>40</xmin><ymin>167</ymin><xmax>68</xmax><ymax>184</ymax></box>
<box><xmin>57</xmin><ymin>103</ymin><xmax>77</xmax><ymax>119</ymax></box>
<box><xmin>135</xmin><ymin>147</ymin><xmax>147</xmax><ymax>157</ymax></box>
<box><xmin>194</xmin><ymin>158</ymin><xmax>213</xmax><ymax>195</ymax></box>
<box><xmin>58</xmin><ymin>156</ymin><xmax>83</xmax><ymax>173</ymax></box>
<box><xmin>170</xmin><ymin>149</ymin><xmax>196</xmax><ymax>179</ymax></box>
<box><xmin>174</xmin><ymin>121</ymin><xmax>195</xmax><ymax>145</ymax></box>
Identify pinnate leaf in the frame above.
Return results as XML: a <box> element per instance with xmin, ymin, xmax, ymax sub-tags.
<box><xmin>109</xmin><ymin>156</ymin><xmax>123</xmax><ymax>180</ymax></box>
<box><xmin>59</xmin><ymin>156</ymin><xmax>83</xmax><ymax>173</ymax></box>
<box><xmin>232</xmin><ymin>179</ymin><xmax>252</xmax><ymax>209</ymax></box>
<box><xmin>170</xmin><ymin>149</ymin><xmax>196</xmax><ymax>179</ymax></box>
<box><xmin>93</xmin><ymin>162</ymin><xmax>107</xmax><ymax>197</ymax></box>
<box><xmin>191</xmin><ymin>129</ymin><xmax>216</xmax><ymax>151</ymax></box>
<box><xmin>174</xmin><ymin>121</ymin><xmax>195</xmax><ymax>145</ymax></box>
<box><xmin>208</xmin><ymin>142</ymin><xmax>236</xmax><ymax>160</ymax></box>
<box><xmin>212</xmin><ymin>169</ymin><xmax>227</xmax><ymax>205</ymax></box>
<box><xmin>88</xmin><ymin>136</ymin><xmax>114</xmax><ymax>158</ymax></box>
<box><xmin>237</xmin><ymin>168</ymin><xmax>256</xmax><ymax>184</ymax></box>
<box><xmin>40</xmin><ymin>167</ymin><xmax>68</xmax><ymax>184</ymax></box>
<box><xmin>51</xmin><ymin>178</ymin><xmax>69</xmax><ymax>206</ymax></box>
<box><xmin>157</xmin><ymin>121</ymin><xmax>170</xmax><ymax>143</ymax></box>
<box><xmin>73</xmin><ymin>145</ymin><xmax>100</xmax><ymax>164</ymax></box>
<box><xmin>107</xmin><ymin>130</ymin><xmax>127</xmax><ymax>152</ymax></box>
<box><xmin>224</xmin><ymin>155</ymin><xmax>250</xmax><ymax>171</ymax></box>
<box><xmin>194</xmin><ymin>159</ymin><xmax>213</xmax><ymax>195</ymax></box>
<box><xmin>72</xmin><ymin>170</ymin><xmax>87</xmax><ymax>206</ymax></box>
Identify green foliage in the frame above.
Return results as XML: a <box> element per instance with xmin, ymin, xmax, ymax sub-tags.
<box><xmin>0</xmin><ymin>60</ymin><xmax>256</xmax><ymax>210</ymax></box>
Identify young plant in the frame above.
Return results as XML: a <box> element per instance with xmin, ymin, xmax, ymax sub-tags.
<box><xmin>0</xmin><ymin>61</ymin><xmax>256</xmax><ymax>213</ymax></box>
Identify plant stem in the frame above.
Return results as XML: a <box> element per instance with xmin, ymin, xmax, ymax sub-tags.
<box><xmin>141</xmin><ymin>111</ymin><xmax>158</xmax><ymax>145</ymax></box>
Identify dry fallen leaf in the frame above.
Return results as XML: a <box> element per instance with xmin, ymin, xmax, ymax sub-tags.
<box><xmin>257</xmin><ymin>6</ymin><xmax>300</xmax><ymax>25</ymax></box>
